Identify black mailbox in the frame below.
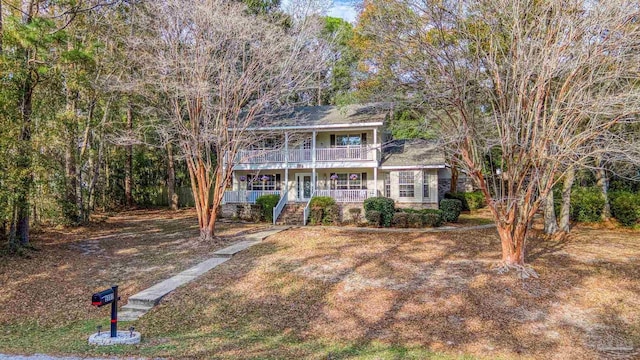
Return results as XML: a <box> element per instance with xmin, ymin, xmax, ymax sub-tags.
<box><xmin>91</xmin><ymin>285</ymin><xmax>120</xmax><ymax>338</ymax></box>
<box><xmin>92</xmin><ymin>288</ymin><xmax>115</xmax><ymax>307</ymax></box>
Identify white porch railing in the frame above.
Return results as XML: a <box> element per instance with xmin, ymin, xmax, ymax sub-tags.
<box><xmin>272</xmin><ymin>189</ymin><xmax>288</xmax><ymax>225</ymax></box>
<box><xmin>235</xmin><ymin>146</ymin><xmax>376</xmax><ymax>164</ymax></box>
<box><xmin>222</xmin><ymin>190</ymin><xmax>281</xmax><ymax>204</ymax></box>
<box><xmin>302</xmin><ymin>190</ymin><xmax>316</xmax><ymax>226</ymax></box>
<box><xmin>289</xmin><ymin>148</ymin><xmax>312</xmax><ymax>162</ymax></box>
<box><xmin>316</xmin><ymin>189</ymin><xmax>377</xmax><ymax>203</ymax></box>
<box><xmin>237</xmin><ymin>149</ymin><xmax>285</xmax><ymax>164</ymax></box>
<box><xmin>316</xmin><ymin>145</ymin><xmax>373</xmax><ymax>162</ymax></box>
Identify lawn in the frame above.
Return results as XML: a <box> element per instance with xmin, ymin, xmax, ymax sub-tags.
<box><xmin>1</xmin><ymin>210</ymin><xmax>639</xmax><ymax>359</ymax></box>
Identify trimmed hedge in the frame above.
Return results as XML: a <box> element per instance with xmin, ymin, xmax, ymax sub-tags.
<box><xmin>308</xmin><ymin>196</ymin><xmax>338</xmax><ymax>225</ymax></box>
<box><xmin>348</xmin><ymin>207</ymin><xmax>363</xmax><ymax>223</ymax></box>
<box><xmin>399</xmin><ymin>208</ymin><xmax>444</xmax><ymax>227</ymax></box>
<box><xmin>365</xmin><ymin>210</ymin><xmax>382</xmax><ymax>226</ymax></box>
<box><xmin>407</xmin><ymin>213</ymin><xmax>423</xmax><ymax>228</ymax></box>
<box><xmin>423</xmin><ymin>212</ymin><xmax>444</xmax><ymax>227</ymax></box>
<box><xmin>440</xmin><ymin>199</ymin><xmax>462</xmax><ymax>222</ymax></box>
<box><xmin>570</xmin><ymin>187</ymin><xmax>605</xmax><ymax>222</ymax></box>
<box><xmin>392</xmin><ymin>212</ymin><xmax>409</xmax><ymax>227</ymax></box>
<box><xmin>445</xmin><ymin>191</ymin><xmax>486</xmax><ymax>211</ymax></box>
<box><xmin>610</xmin><ymin>191</ymin><xmax>640</xmax><ymax>227</ymax></box>
<box><xmin>364</xmin><ymin>197</ymin><xmax>395</xmax><ymax>227</ymax></box>
<box><xmin>256</xmin><ymin>194</ymin><xmax>280</xmax><ymax>222</ymax></box>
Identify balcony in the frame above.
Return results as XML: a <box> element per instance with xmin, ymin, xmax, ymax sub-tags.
<box><xmin>236</xmin><ymin>145</ymin><xmax>376</xmax><ymax>165</ymax></box>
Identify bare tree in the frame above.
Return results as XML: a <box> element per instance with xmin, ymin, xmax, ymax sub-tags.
<box><xmin>356</xmin><ymin>0</ymin><xmax>640</xmax><ymax>274</ymax></box>
<box><xmin>128</xmin><ymin>0</ymin><xmax>326</xmax><ymax>241</ymax></box>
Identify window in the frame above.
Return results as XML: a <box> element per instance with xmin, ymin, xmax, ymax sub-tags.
<box><xmin>247</xmin><ymin>174</ymin><xmax>281</xmax><ymax>191</ymax></box>
<box><xmin>330</xmin><ymin>173</ymin><xmax>367</xmax><ymax>190</ymax></box>
<box><xmin>399</xmin><ymin>171</ymin><xmax>415</xmax><ymax>198</ymax></box>
<box><xmin>331</xmin><ymin>133</ymin><xmax>366</xmax><ymax>147</ymax></box>
<box><xmin>423</xmin><ymin>171</ymin><xmax>430</xmax><ymax>199</ymax></box>
<box><xmin>384</xmin><ymin>173</ymin><xmax>391</xmax><ymax>197</ymax></box>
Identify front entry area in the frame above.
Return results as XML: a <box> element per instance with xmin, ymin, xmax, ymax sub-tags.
<box><xmin>296</xmin><ymin>173</ymin><xmax>312</xmax><ymax>202</ymax></box>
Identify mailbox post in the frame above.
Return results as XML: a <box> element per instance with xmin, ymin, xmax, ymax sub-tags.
<box><xmin>91</xmin><ymin>285</ymin><xmax>119</xmax><ymax>338</ymax></box>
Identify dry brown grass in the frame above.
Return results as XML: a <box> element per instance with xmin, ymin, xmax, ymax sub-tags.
<box><xmin>135</xmin><ymin>224</ymin><xmax>640</xmax><ymax>359</ymax></box>
<box><xmin>1</xmin><ymin>210</ymin><xmax>639</xmax><ymax>360</ymax></box>
<box><xmin>0</xmin><ymin>209</ymin><xmax>265</xmax><ymax>330</ymax></box>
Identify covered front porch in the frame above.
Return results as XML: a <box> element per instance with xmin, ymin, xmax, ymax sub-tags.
<box><xmin>223</xmin><ymin>168</ymin><xmax>380</xmax><ymax>204</ymax></box>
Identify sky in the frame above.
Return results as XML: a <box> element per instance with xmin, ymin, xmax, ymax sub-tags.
<box><xmin>326</xmin><ymin>0</ymin><xmax>359</xmax><ymax>23</ymax></box>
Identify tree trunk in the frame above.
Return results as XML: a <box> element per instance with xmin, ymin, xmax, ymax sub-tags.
<box><xmin>450</xmin><ymin>162</ymin><xmax>459</xmax><ymax>193</ymax></box>
<box><xmin>125</xmin><ymin>102</ymin><xmax>133</xmax><ymax>207</ymax></box>
<box><xmin>595</xmin><ymin>159</ymin><xmax>611</xmax><ymax>220</ymax></box>
<box><xmin>65</xmin><ymin>94</ymin><xmax>78</xmax><ymax>224</ymax></box>
<box><xmin>543</xmin><ymin>192</ymin><xmax>559</xmax><ymax>234</ymax></box>
<box><xmin>166</xmin><ymin>143</ymin><xmax>178</xmax><ymax>210</ymax></box>
<box><xmin>559</xmin><ymin>166</ymin><xmax>575</xmax><ymax>233</ymax></box>
<box><xmin>496</xmin><ymin>221</ymin><xmax>527</xmax><ymax>266</ymax></box>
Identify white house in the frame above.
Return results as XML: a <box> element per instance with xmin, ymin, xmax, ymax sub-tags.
<box><xmin>222</xmin><ymin>104</ymin><xmax>452</xmax><ymax>223</ymax></box>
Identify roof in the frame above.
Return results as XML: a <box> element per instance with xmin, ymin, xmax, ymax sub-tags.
<box><xmin>251</xmin><ymin>104</ymin><xmax>390</xmax><ymax>130</ymax></box>
<box><xmin>381</xmin><ymin>139</ymin><xmax>446</xmax><ymax>169</ymax></box>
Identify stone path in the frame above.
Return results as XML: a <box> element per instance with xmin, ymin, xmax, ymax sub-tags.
<box><xmin>119</xmin><ymin>227</ymin><xmax>288</xmax><ymax>321</ymax></box>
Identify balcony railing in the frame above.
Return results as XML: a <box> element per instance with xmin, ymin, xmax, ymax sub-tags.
<box><xmin>237</xmin><ymin>149</ymin><xmax>285</xmax><ymax>164</ymax></box>
<box><xmin>222</xmin><ymin>190</ymin><xmax>281</xmax><ymax>204</ymax></box>
<box><xmin>236</xmin><ymin>145</ymin><xmax>375</xmax><ymax>164</ymax></box>
<box><xmin>316</xmin><ymin>189</ymin><xmax>377</xmax><ymax>203</ymax></box>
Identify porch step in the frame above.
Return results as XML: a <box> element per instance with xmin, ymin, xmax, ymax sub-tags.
<box><xmin>276</xmin><ymin>203</ymin><xmax>306</xmax><ymax>226</ymax></box>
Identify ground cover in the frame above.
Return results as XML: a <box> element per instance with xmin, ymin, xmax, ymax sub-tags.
<box><xmin>1</xmin><ymin>210</ymin><xmax>638</xmax><ymax>360</ymax></box>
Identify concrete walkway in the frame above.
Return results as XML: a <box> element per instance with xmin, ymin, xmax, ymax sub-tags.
<box><xmin>119</xmin><ymin>227</ymin><xmax>288</xmax><ymax>321</ymax></box>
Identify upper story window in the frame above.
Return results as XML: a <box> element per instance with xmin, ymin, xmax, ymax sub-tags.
<box><xmin>331</xmin><ymin>133</ymin><xmax>367</xmax><ymax>147</ymax></box>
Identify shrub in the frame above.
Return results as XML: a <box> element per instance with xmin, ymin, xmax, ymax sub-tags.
<box><xmin>570</xmin><ymin>187</ymin><xmax>605</xmax><ymax>222</ymax></box>
<box><xmin>610</xmin><ymin>191</ymin><xmax>640</xmax><ymax>227</ymax></box>
<box><xmin>407</xmin><ymin>213</ymin><xmax>423</xmax><ymax>228</ymax></box>
<box><xmin>364</xmin><ymin>197</ymin><xmax>395</xmax><ymax>227</ymax></box>
<box><xmin>440</xmin><ymin>199</ymin><xmax>462</xmax><ymax>222</ymax></box>
<box><xmin>323</xmin><ymin>204</ymin><xmax>341</xmax><ymax>225</ymax></box>
<box><xmin>445</xmin><ymin>191</ymin><xmax>486</xmax><ymax>211</ymax></box>
<box><xmin>423</xmin><ymin>212</ymin><xmax>443</xmax><ymax>227</ymax></box>
<box><xmin>256</xmin><ymin>194</ymin><xmax>280</xmax><ymax>223</ymax></box>
<box><xmin>392</xmin><ymin>212</ymin><xmax>409</xmax><ymax>227</ymax></box>
<box><xmin>308</xmin><ymin>196</ymin><xmax>338</xmax><ymax>225</ymax></box>
<box><xmin>444</xmin><ymin>192</ymin><xmax>469</xmax><ymax>211</ymax></box>
<box><xmin>365</xmin><ymin>210</ymin><xmax>382</xmax><ymax>226</ymax></box>
<box><xmin>348</xmin><ymin>207</ymin><xmax>362</xmax><ymax>223</ymax></box>
<box><xmin>309</xmin><ymin>207</ymin><xmax>324</xmax><ymax>225</ymax></box>
<box><xmin>464</xmin><ymin>191</ymin><xmax>486</xmax><ymax>211</ymax></box>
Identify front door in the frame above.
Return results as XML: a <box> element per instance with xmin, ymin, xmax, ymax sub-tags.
<box><xmin>296</xmin><ymin>173</ymin><xmax>312</xmax><ymax>201</ymax></box>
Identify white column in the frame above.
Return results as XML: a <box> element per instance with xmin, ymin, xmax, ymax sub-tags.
<box><xmin>312</xmin><ymin>130</ymin><xmax>317</xmax><ymax>193</ymax></box>
<box><xmin>374</xmin><ymin>167</ymin><xmax>378</xmax><ymax>196</ymax></box>
<box><xmin>284</xmin><ymin>132</ymin><xmax>289</xmax><ymax>163</ymax></box>
<box><xmin>285</xmin><ymin>168</ymin><xmax>289</xmax><ymax>201</ymax></box>
<box><xmin>373</xmin><ymin>127</ymin><xmax>378</xmax><ymax>162</ymax></box>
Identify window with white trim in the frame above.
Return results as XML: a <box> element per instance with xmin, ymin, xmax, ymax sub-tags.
<box><xmin>423</xmin><ymin>170</ymin><xmax>430</xmax><ymax>199</ymax></box>
<box><xmin>335</xmin><ymin>134</ymin><xmax>362</xmax><ymax>146</ymax></box>
<box><xmin>399</xmin><ymin>171</ymin><xmax>415</xmax><ymax>198</ymax></box>
<box><xmin>330</xmin><ymin>173</ymin><xmax>367</xmax><ymax>190</ymax></box>
<box><xmin>247</xmin><ymin>174</ymin><xmax>281</xmax><ymax>191</ymax></box>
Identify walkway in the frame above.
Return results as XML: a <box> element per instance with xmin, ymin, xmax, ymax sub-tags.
<box><xmin>119</xmin><ymin>227</ymin><xmax>289</xmax><ymax>321</ymax></box>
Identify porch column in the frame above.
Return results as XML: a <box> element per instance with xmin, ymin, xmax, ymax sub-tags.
<box><xmin>284</xmin><ymin>168</ymin><xmax>289</xmax><ymax>200</ymax></box>
<box><xmin>373</xmin><ymin>128</ymin><xmax>378</xmax><ymax>162</ymax></box>
<box><xmin>312</xmin><ymin>130</ymin><xmax>317</xmax><ymax>193</ymax></box>
<box><xmin>284</xmin><ymin>132</ymin><xmax>289</xmax><ymax>164</ymax></box>
<box><xmin>374</xmin><ymin>167</ymin><xmax>378</xmax><ymax>196</ymax></box>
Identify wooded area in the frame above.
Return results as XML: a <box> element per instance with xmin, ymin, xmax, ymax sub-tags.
<box><xmin>1</xmin><ymin>0</ymin><xmax>640</xmax><ymax>270</ymax></box>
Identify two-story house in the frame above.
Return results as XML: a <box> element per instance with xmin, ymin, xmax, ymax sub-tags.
<box><xmin>221</xmin><ymin>104</ymin><xmax>450</xmax><ymax>223</ymax></box>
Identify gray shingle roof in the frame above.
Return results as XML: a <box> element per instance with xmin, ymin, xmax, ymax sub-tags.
<box><xmin>262</xmin><ymin>103</ymin><xmax>390</xmax><ymax>128</ymax></box>
<box><xmin>381</xmin><ymin>139</ymin><xmax>446</xmax><ymax>168</ymax></box>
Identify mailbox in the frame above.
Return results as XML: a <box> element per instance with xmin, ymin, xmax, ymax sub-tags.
<box><xmin>91</xmin><ymin>285</ymin><xmax>120</xmax><ymax>338</ymax></box>
<box><xmin>92</xmin><ymin>288</ymin><xmax>116</xmax><ymax>307</ymax></box>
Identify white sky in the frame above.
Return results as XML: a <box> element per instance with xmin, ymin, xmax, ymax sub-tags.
<box><xmin>281</xmin><ymin>0</ymin><xmax>359</xmax><ymax>23</ymax></box>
